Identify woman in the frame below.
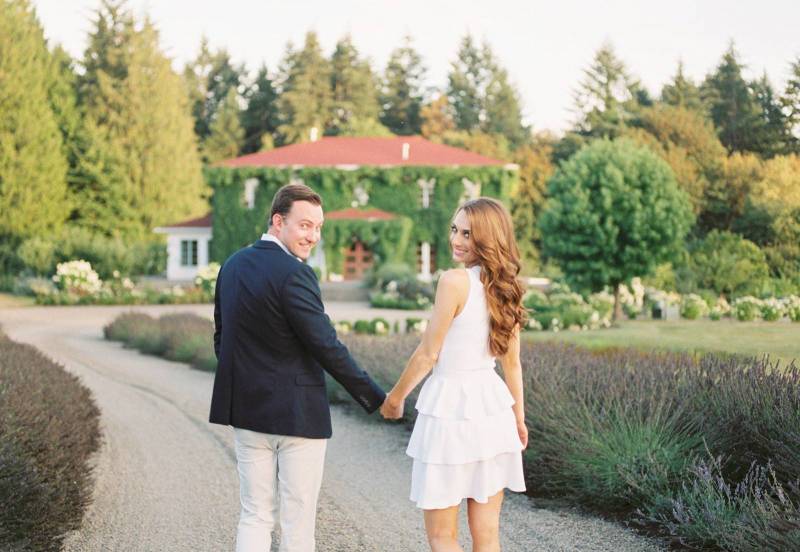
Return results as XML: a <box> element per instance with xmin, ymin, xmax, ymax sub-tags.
<box><xmin>380</xmin><ymin>197</ymin><xmax>528</xmax><ymax>552</ymax></box>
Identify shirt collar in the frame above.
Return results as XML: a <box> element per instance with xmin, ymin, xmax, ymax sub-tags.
<box><xmin>261</xmin><ymin>233</ymin><xmax>301</xmax><ymax>261</ymax></box>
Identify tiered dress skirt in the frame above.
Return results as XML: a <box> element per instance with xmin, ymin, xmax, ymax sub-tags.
<box><xmin>406</xmin><ymin>369</ymin><xmax>526</xmax><ymax>510</ymax></box>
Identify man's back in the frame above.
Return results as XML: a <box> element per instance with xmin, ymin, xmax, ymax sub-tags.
<box><xmin>209</xmin><ymin>239</ymin><xmax>385</xmax><ymax>438</ymax></box>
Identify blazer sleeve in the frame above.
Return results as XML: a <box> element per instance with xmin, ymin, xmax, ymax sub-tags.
<box><xmin>213</xmin><ymin>270</ymin><xmax>222</xmax><ymax>360</ymax></box>
<box><xmin>281</xmin><ymin>264</ymin><xmax>386</xmax><ymax>413</ymax></box>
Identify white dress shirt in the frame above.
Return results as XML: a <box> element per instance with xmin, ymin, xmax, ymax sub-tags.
<box><xmin>261</xmin><ymin>233</ymin><xmax>300</xmax><ymax>261</ymax></box>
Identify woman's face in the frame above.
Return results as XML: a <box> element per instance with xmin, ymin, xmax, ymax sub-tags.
<box><xmin>450</xmin><ymin>209</ymin><xmax>478</xmax><ymax>266</ymax></box>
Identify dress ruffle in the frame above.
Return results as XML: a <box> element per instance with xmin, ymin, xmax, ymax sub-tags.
<box><xmin>414</xmin><ymin>370</ymin><xmax>515</xmax><ymax>420</ymax></box>
<box><xmin>406</xmin><ymin>408</ymin><xmax>523</xmax><ymax>464</ymax></box>
<box><xmin>410</xmin><ymin>451</ymin><xmax>526</xmax><ymax>510</ymax></box>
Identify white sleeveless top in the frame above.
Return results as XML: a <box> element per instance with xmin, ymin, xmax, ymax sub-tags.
<box><xmin>434</xmin><ymin>265</ymin><xmax>496</xmax><ymax>375</ymax></box>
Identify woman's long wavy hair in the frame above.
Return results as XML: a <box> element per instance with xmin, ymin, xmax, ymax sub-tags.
<box><xmin>456</xmin><ymin>198</ymin><xmax>528</xmax><ymax>357</ymax></box>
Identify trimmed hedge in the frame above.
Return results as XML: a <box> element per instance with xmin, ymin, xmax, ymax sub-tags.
<box><xmin>104</xmin><ymin>312</ymin><xmax>217</xmax><ymax>372</ymax></box>
<box><xmin>0</xmin><ymin>331</ymin><xmax>100</xmax><ymax>551</ymax></box>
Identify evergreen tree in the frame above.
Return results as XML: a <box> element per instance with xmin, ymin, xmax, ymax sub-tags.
<box><xmin>204</xmin><ymin>87</ymin><xmax>245</xmax><ymax>162</ymax></box>
<box><xmin>783</xmin><ymin>57</ymin><xmax>800</xmax><ymax>152</ymax></box>
<box><xmin>750</xmin><ymin>74</ymin><xmax>792</xmax><ymax>157</ymax></box>
<box><xmin>240</xmin><ymin>64</ymin><xmax>278</xmax><ymax>154</ymax></box>
<box><xmin>77</xmin><ymin>4</ymin><xmax>206</xmax><ymax>237</ymax></box>
<box><xmin>661</xmin><ymin>60</ymin><xmax>704</xmax><ymax>113</ymax></box>
<box><xmin>0</xmin><ymin>0</ymin><xmax>69</xmax><ymax>244</ymax></box>
<box><xmin>380</xmin><ymin>35</ymin><xmax>426</xmax><ymax>135</ymax></box>
<box><xmin>328</xmin><ymin>34</ymin><xmax>387</xmax><ymax>136</ymax></box>
<box><xmin>572</xmin><ymin>42</ymin><xmax>642</xmax><ymax>138</ymax></box>
<box><xmin>701</xmin><ymin>44</ymin><xmax>761</xmax><ymax>153</ymax></box>
<box><xmin>483</xmin><ymin>60</ymin><xmax>529</xmax><ymax>147</ymax></box>
<box><xmin>183</xmin><ymin>37</ymin><xmax>245</xmax><ymax>142</ymax></box>
<box><xmin>276</xmin><ymin>32</ymin><xmax>333</xmax><ymax>144</ymax></box>
<box><xmin>447</xmin><ymin>34</ymin><xmax>487</xmax><ymax>131</ymax></box>
<box><xmin>446</xmin><ymin>35</ymin><xmax>528</xmax><ymax>147</ymax></box>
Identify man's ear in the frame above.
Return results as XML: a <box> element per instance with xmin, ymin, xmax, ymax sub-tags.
<box><xmin>270</xmin><ymin>213</ymin><xmax>282</xmax><ymax>231</ymax></box>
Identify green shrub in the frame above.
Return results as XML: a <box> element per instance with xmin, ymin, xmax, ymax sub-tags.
<box><xmin>680</xmin><ymin>294</ymin><xmax>708</xmax><ymax>320</ymax></box>
<box><xmin>103</xmin><ymin>312</ymin><xmax>157</xmax><ymax>343</ymax></box>
<box><xmin>367</xmin><ymin>262</ymin><xmax>433</xmax><ymax>310</ymax></box>
<box><xmin>104</xmin><ymin>312</ymin><xmax>216</xmax><ymax>372</ymax></box>
<box><xmin>687</xmin><ymin>230</ymin><xmax>770</xmax><ymax>299</ymax></box>
<box><xmin>732</xmin><ymin>297</ymin><xmax>762</xmax><ymax>321</ymax></box>
<box><xmin>0</xmin><ymin>332</ymin><xmax>100</xmax><ymax>550</ymax></box>
<box><xmin>16</xmin><ymin>237</ymin><xmax>55</xmax><ymax>275</ymax></box>
<box><xmin>353</xmin><ymin>319</ymin><xmax>373</xmax><ymax>334</ymax></box>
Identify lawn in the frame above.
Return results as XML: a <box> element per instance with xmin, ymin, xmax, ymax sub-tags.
<box><xmin>0</xmin><ymin>292</ymin><xmax>35</xmax><ymax>308</ymax></box>
<box><xmin>524</xmin><ymin>318</ymin><xmax>800</xmax><ymax>366</ymax></box>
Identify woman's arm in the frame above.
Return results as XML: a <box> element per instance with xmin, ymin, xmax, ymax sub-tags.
<box><xmin>380</xmin><ymin>269</ymin><xmax>469</xmax><ymax>419</ymax></box>
<box><xmin>498</xmin><ymin>326</ymin><xmax>528</xmax><ymax>448</ymax></box>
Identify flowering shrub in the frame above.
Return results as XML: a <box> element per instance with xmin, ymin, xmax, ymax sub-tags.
<box><xmin>618</xmin><ymin>278</ymin><xmax>646</xmax><ymax>319</ymax></box>
<box><xmin>680</xmin><ymin>294</ymin><xmax>709</xmax><ymax>320</ymax></box>
<box><xmin>52</xmin><ymin>260</ymin><xmax>102</xmax><ymax>296</ymax></box>
<box><xmin>194</xmin><ymin>262</ymin><xmax>220</xmax><ymax>295</ymax></box>
<box><xmin>33</xmin><ymin>260</ymin><xmax>216</xmax><ymax>305</ymax></box>
<box><xmin>333</xmin><ymin>321</ymin><xmax>352</xmax><ymax>334</ymax></box>
<box><xmin>405</xmin><ymin>317</ymin><xmax>428</xmax><ymax>333</ymax></box>
<box><xmin>523</xmin><ymin>282</ymin><xmax>609</xmax><ymax>331</ymax></box>
<box><xmin>760</xmin><ymin>297</ymin><xmax>785</xmax><ymax>321</ymax></box>
<box><xmin>786</xmin><ymin>295</ymin><xmax>800</xmax><ymax>322</ymax></box>
<box><xmin>732</xmin><ymin>296</ymin><xmax>762</xmax><ymax>321</ymax></box>
<box><xmin>367</xmin><ymin>263</ymin><xmax>434</xmax><ymax>310</ymax></box>
<box><xmin>708</xmin><ymin>296</ymin><xmax>731</xmax><ymax>321</ymax></box>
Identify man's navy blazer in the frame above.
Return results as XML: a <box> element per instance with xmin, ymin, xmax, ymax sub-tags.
<box><xmin>209</xmin><ymin>240</ymin><xmax>386</xmax><ymax>438</ymax></box>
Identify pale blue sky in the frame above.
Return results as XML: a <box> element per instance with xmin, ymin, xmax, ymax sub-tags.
<box><xmin>33</xmin><ymin>0</ymin><xmax>800</xmax><ymax>133</ymax></box>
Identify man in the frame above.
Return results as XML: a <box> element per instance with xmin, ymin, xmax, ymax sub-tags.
<box><xmin>209</xmin><ymin>183</ymin><xmax>386</xmax><ymax>551</ymax></box>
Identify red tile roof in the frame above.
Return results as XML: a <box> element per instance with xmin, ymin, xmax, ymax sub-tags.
<box><xmin>159</xmin><ymin>213</ymin><xmax>212</xmax><ymax>228</ymax></box>
<box><xmin>218</xmin><ymin>136</ymin><xmax>507</xmax><ymax>168</ymax></box>
<box><xmin>325</xmin><ymin>207</ymin><xmax>397</xmax><ymax>221</ymax></box>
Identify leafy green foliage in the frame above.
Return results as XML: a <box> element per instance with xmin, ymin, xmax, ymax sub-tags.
<box><xmin>0</xmin><ymin>0</ymin><xmax>69</xmax><ymax>246</ymax></box>
<box><xmin>686</xmin><ymin>230</ymin><xmax>770</xmax><ymax>298</ymax></box>
<box><xmin>539</xmin><ymin>139</ymin><xmax>694</xmax><ymax>309</ymax></box>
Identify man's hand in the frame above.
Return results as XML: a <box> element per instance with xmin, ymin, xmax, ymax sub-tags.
<box><xmin>380</xmin><ymin>393</ymin><xmax>404</xmax><ymax>420</ymax></box>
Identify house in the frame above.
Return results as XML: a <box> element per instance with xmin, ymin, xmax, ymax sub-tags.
<box><xmin>153</xmin><ymin>213</ymin><xmax>212</xmax><ymax>281</ymax></box>
<box><xmin>157</xmin><ymin>135</ymin><xmax>517</xmax><ymax>282</ymax></box>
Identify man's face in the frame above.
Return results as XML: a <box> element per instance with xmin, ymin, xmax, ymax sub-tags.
<box><xmin>272</xmin><ymin>200</ymin><xmax>324</xmax><ymax>260</ymax></box>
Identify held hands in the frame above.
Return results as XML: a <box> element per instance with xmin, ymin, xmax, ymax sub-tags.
<box><xmin>380</xmin><ymin>392</ymin><xmax>404</xmax><ymax>420</ymax></box>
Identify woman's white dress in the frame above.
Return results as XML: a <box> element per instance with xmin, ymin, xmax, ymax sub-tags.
<box><xmin>407</xmin><ymin>265</ymin><xmax>526</xmax><ymax>510</ymax></box>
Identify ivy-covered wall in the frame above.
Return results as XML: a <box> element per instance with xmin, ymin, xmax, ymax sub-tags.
<box><xmin>204</xmin><ymin>166</ymin><xmax>517</xmax><ymax>274</ymax></box>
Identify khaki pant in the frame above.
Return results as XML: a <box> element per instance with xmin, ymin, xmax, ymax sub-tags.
<box><xmin>234</xmin><ymin>428</ymin><xmax>328</xmax><ymax>552</ymax></box>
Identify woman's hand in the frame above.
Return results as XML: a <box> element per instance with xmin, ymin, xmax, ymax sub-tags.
<box><xmin>516</xmin><ymin>419</ymin><xmax>529</xmax><ymax>449</ymax></box>
<box><xmin>380</xmin><ymin>392</ymin><xmax>404</xmax><ymax>420</ymax></box>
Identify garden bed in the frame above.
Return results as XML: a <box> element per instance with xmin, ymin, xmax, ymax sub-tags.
<box><xmin>0</xmin><ymin>330</ymin><xmax>101</xmax><ymax>551</ymax></box>
<box><xmin>101</xmin><ymin>312</ymin><xmax>800</xmax><ymax>549</ymax></box>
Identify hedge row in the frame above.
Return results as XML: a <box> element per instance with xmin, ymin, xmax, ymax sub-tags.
<box><xmin>103</xmin><ymin>312</ymin><xmax>217</xmax><ymax>372</ymax></box>
<box><xmin>0</xmin><ymin>331</ymin><xmax>100</xmax><ymax>551</ymax></box>
<box><xmin>341</xmin><ymin>335</ymin><xmax>800</xmax><ymax>551</ymax></box>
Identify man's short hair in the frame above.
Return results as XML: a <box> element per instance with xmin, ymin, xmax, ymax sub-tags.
<box><xmin>269</xmin><ymin>183</ymin><xmax>323</xmax><ymax>226</ymax></box>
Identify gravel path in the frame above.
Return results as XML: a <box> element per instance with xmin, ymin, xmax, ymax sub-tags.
<box><xmin>1</xmin><ymin>305</ymin><xmax>666</xmax><ymax>551</ymax></box>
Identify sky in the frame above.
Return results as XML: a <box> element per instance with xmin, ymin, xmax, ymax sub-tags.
<box><xmin>32</xmin><ymin>0</ymin><xmax>800</xmax><ymax>133</ymax></box>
